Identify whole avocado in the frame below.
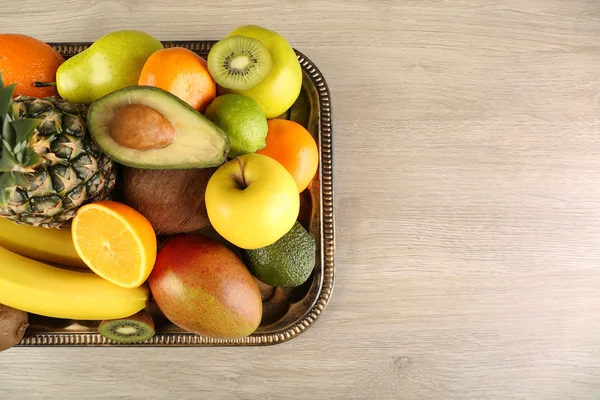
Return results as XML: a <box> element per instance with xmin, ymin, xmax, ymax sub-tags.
<box><xmin>242</xmin><ymin>221</ymin><xmax>316</xmax><ymax>287</ymax></box>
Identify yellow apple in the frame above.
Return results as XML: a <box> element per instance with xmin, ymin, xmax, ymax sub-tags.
<box><xmin>205</xmin><ymin>153</ymin><xmax>300</xmax><ymax>250</ymax></box>
<box><xmin>219</xmin><ymin>25</ymin><xmax>303</xmax><ymax>119</ymax></box>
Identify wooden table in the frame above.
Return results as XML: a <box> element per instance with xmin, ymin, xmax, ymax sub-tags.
<box><xmin>2</xmin><ymin>1</ymin><xmax>600</xmax><ymax>399</ymax></box>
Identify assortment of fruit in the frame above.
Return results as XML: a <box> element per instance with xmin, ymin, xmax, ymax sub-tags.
<box><xmin>0</xmin><ymin>25</ymin><xmax>320</xmax><ymax>349</ymax></box>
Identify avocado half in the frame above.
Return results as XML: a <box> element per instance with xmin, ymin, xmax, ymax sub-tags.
<box><xmin>87</xmin><ymin>86</ymin><xmax>230</xmax><ymax>169</ymax></box>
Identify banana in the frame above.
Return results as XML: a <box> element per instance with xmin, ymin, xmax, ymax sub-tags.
<box><xmin>0</xmin><ymin>245</ymin><xmax>150</xmax><ymax>320</ymax></box>
<box><xmin>0</xmin><ymin>217</ymin><xmax>87</xmax><ymax>269</ymax></box>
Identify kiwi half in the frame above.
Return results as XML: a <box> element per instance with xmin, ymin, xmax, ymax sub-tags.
<box><xmin>98</xmin><ymin>310</ymin><xmax>155</xmax><ymax>344</ymax></box>
<box><xmin>207</xmin><ymin>35</ymin><xmax>273</xmax><ymax>91</ymax></box>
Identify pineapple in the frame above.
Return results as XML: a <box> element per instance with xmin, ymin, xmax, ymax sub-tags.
<box><xmin>0</xmin><ymin>74</ymin><xmax>116</xmax><ymax>228</ymax></box>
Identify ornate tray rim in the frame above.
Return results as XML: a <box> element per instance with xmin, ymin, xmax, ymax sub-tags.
<box><xmin>16</xmin><ymin>40</ymin><xmax>335</xmax><ymax>347</ymax></box>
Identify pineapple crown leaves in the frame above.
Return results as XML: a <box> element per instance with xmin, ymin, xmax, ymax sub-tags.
<box><xmin>0</xmin><ymin>72</ymin><xmax>43</xmax><ymax>174</ymax></box>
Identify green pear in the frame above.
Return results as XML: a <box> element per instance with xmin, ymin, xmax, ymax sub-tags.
<box><xmin>56</xmin><ymin>30</ymin><xmax>163</xmax><ymax>105</ymax></box>
<box><xmin>219</xmin><ymin>25</ymin><xmax>303</xmax><ymax>119</ymax></box>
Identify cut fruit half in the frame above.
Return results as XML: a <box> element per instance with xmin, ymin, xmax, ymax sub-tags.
<box><xmin>71</xmin><ymin>201</ymin><xmax>157</xmax><ymax>289</ymax></box>
<box><xmin>207</xmin><ymin>35</ymin><xmax>273</xmax><ymax>91</ymax></box>
<box><xmin>87</xmin><ymin>85</ymin><xmax>230</xmax><ymax>169</ymax></box>
<box><xmin>98</xmin><ymin>309</ymin><xmax>155</xmax><ymax>344</ymax></box>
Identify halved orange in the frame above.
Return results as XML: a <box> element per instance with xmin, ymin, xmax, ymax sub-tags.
<box><xmin>72</xmin><ymin>201</ymin><xmax>157</xmax><ymax>289</ymax></box>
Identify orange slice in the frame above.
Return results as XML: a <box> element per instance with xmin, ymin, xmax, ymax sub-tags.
<box><xmin>72</xmin><ymin>201</ymin><xmax>157</xmax><ymax>289</ymax></box>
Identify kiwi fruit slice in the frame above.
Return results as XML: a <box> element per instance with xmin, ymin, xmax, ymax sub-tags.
<box><xmin>207</xmin><ymin>35</ymin><xmax>273</xmax><ymax>91</ymax></box>
<box><xmin>98</xmin><ymin>310</ymin><xmax>155</xmax><ymax>344</ymax></box>
<box><xmin>0</xmin><ymin>304</ymin><xmax>28</xmax><ymax>352</ymax></box>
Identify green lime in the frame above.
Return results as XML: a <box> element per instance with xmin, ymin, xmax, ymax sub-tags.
<box><xmin>204</xmin><ymin>94</ymin><xmax>268</xmax><ymax>158</ymax></box>
<box><xmin>241</xmin><ymin>221</ymin><xmax>316</xmax><ymax>287</ymax></box>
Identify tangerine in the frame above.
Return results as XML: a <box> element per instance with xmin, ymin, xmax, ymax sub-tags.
<box><xmin>0</xmin><ymin>34</ymin><xmax>65</xmax><ymax>98</ymax></box>
<box><xmin>138</xmin><ymin>47</ymin><xmax>216</xmax><ymax>112</ymax></box>
<box><xmin>256</xmin><ymin>119</ymin><xmax>319</xmax><ymax>192</ymax></box>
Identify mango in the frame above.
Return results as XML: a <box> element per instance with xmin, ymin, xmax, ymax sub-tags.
<box><xmin>148</xmin><ymin>234</ymin><xmax>262</xmax><ymax>339</ymax></box>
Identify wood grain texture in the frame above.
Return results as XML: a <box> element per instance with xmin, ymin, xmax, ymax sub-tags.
<box><xmin>2</xmin><ymin>0</ymin><xmax>600</xmax><ymax>399</ymax></box>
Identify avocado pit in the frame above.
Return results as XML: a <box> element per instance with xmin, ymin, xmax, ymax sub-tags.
<box><xmin>109</xmin><ymin>104</ymin><xmax>176</xmax><ymax>150</ymax></box>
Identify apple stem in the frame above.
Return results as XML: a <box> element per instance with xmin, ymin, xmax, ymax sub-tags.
<box><xmin>33</xmin><ymin>82</ymin><xmax>57</xmax><ymax>87</ymax></box>
<box><xmin>236</xmin><ymin>157</ymin><xmax>247</xmax><ymax>189</ymax></box>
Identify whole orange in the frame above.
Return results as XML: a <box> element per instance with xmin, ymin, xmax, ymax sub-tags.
<box><xmin>256</xmin><ymin>119</ymin><xmax>319</xmax><ymax>192</ymax></box>
<box><xmin>138</xmin><ymin>47</ymin><xmax>216</xmax><ymax>112</ymax></box>
<box><xmin>0</xmin><ymin>34</ymin><xmax>65</xmax><ymax>98</ymax></box>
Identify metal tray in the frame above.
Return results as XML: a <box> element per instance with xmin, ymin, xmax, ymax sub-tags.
<box><xmin>17</xmin><ymin>40</ymin><xmax>335</xmax><ymax>347</ymax></box>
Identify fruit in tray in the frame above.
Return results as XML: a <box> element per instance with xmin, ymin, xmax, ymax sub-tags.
<box><xmin>0</xmin><ymin>34</ymin><xmax>65</xmax><ymax>98</ymax></box>
<box><xmin>257</xmin><ymin>119</ymin><xmax>319</xmax><ymax>193</ymax></box>
<box><xmin>98</xmin><ymin>309</ymin><xmax>156</xmax><ymax>344</ymax></box>
<box><xmin>205</xmin><ymin>154</ymin><xmax>300</xmax><ymax>250</ymax></box>
<box><xmin>205</xmin><ymin>93</ymin><xmax>268</xmax><ymax>158</ymax></box>
<box><xmin>0</xmin><ymin>216</ymin><xmax>87</xmax><ymax>268</ymax></box>
<box><xmin>139</xmin><ymin>47</ymin><xmax>216</xmax><ymax>112</ymax></box>
<box><xmin>0</xmin><ymin>76</ymin><xmax>116</xmax><ymax>228</ymax></box>
<box><xmin>122</xmin><ymin>167</ymin><xmax>212</xmax><ymax>235</ymax></box>
<box><xmin>0</xmin><ymin>24</ymin><xmax>319</xmax><ymax>347</ymax></box>
<box><xmin>54</xmin><ymin>30</ymin><xmax>164</xmax><ymax>105</ymax></box>
<box><xmin>209</xmin><ymin>25</ymin><xmax>303</xmax><ymax>119</ymax></box>
<box><xmin>0</xmin><ymin>304</ymin><xmax>28</xmax><ymax>353</ymax></box>
<box><xmin>71</xmin><ymin>201</ymin><xmax>157</xmax><ymax>289</ymax></box>
<box><xmin>87</xmin><ymin>85</ymin><xmax>230</xmax><ymax>169</ymax></box>
<box><xmin>242</xmin><ymin>221</ymin><xmax>316</xmax><ymax>288</ymax></box>
<box><xmin>0</xmin><ymin>245</ymin><xmax>149</xmax><ymax>320</ymax></box>
<box><xmin>149</xmin><ymin>234</ymin><xmax>262</xmax><ymax>339</ymax></box>
<box><xmin>207</xmin><ymin>35</ymin><xmax>273</xmax><ymax>91</ymax></box>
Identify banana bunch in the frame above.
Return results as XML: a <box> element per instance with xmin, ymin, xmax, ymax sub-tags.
<box><xmin>0</xmin><ymin>245</ymin><xmax>149</xmax><ymax>320</ymax></box>
<box><xmin>0</xmin><ymin>217</ymin><xmax>87</xmax><ymax>269</ymax></box>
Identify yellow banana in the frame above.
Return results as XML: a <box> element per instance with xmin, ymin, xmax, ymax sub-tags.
<box><xmin>0</xmin><ymin>245</ymin><xmax>150</xmax><ymax>320</ymax></box>
<box><xmin>0</xmin><ymin>217</ymin><xmax>87</xmax><ymax>269</ymax></box>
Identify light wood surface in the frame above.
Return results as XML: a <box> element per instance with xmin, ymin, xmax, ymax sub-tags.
<box><xmin>2</xmin><ymin>1</ymin><xmax>600</xmax><ymax>399</ymax></box>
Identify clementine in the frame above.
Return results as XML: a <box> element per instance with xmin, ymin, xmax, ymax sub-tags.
<box><xmin>138</xmin><ymin>47</ymin><xmax>216</xmax><ymax>112</ymax></box>
<box><xmin>0</xmin><ymin>34</ymin><xmax>65</xmax><ymax>98</ymax></box>
<box><xmin>256</xmin><ymin>119</ymin><xmax>319</xmax><ymax>192</ymax></box>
